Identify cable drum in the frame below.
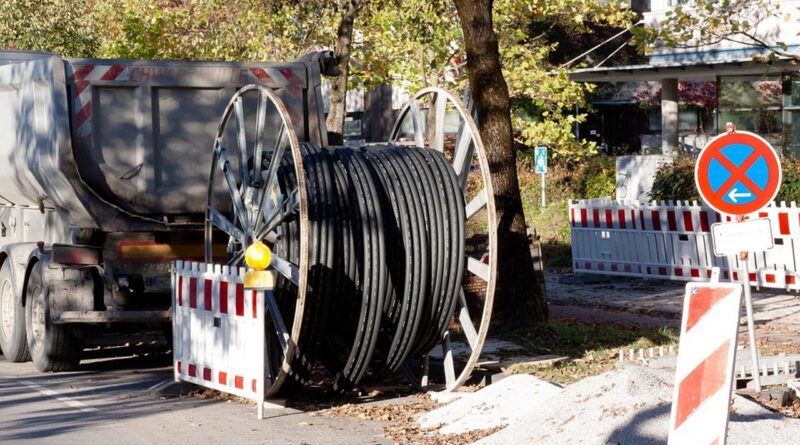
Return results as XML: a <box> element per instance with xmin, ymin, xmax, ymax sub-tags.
<box><xmin>206</xmin><ymin>86</ymin><xmax>496</xmax><ymax>395</ymax></box>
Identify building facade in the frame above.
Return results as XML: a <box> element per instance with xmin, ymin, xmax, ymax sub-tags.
<box><xmin>573</xmin><ymin>0</ymin><xmax>800</xmax><ymax>156</ymax></box>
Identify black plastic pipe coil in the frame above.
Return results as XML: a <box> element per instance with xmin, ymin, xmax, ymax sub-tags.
<box><xmin>270</xmin><ymin>143</ymin><xmax>465</xmax><ymax>392</ymax></box>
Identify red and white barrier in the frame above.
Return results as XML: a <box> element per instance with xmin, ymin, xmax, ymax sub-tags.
<box><xmin>172</xmin><ymin>261</ymin><xmax>267</xmax><ymax>418</ymax></box>
<box><xmin>668</xmin><ymin>282</ymin><xmax>742</xmax><ymax>445</ymax></box>
<box><xmin>570</xmin><ymin>199</ymin><xmax>800</xmax><ymax>289</ymax></box>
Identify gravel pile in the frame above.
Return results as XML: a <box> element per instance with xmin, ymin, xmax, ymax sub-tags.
<box><xmin>417</xmin><ymin>374</ymin><xmax>563</xmax><ymax>434</ymax></box>
<box><xmin>418</xmin><ymin>366</ymin><xmax>800</xmax><ymax>444</ymax></box>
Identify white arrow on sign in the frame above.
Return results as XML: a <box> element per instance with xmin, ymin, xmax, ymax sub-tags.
<box><xmin>727</xmin><ymin>188</ymin><xmax>752</xmax><ymax>203</ymax></box>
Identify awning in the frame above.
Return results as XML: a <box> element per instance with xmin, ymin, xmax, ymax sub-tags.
<box><xmin>570</xmin><ymin>57</ymin><xmax>799</xmax><ymax>82</ymax></box>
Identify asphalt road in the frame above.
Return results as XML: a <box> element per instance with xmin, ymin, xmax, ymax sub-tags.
<box><xmin>0</xmin><ymin>353</ymin><xmax>388</xmax><ymax>445</ymax></box>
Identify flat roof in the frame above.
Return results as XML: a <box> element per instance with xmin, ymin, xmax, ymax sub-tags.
<box><xmin>569</xmin><ymin>57</ymin><xmax>800</xmax><ymax>82</ymax></box>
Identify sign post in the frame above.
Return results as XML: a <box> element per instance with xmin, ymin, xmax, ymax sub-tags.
<box><xmin>535</xmin><ymin>146</ymin><xmax>547</xmax><ymax>208</ymax></box>
<box><xmin>695</xmin><ymin>127</ymin><xmax>782</xmax><ymax>394</ymax></box>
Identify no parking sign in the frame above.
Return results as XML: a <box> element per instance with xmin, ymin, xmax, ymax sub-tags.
<box><xmin>695</xmin><ymin>131</ymin><xmax>781</xmax><ymax>215</ymax></box>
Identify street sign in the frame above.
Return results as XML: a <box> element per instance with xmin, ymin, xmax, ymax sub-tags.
<box><xmin>695</xmin><ymin>131</ymin><xmax>781</xmax><ymax>215</ymax></box>
<box><xmin>534</xmin><ymin>146</ymin><xmax>547</xmax><ymax>174</ymax></box>
<box><xmin>710</xmin><ymin>218</ymin><xmax>774</xmax><ymax>257</ymax></box>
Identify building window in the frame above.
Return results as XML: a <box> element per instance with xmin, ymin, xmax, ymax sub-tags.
<box><xmin>718</xmin><ymin>75</ymin><xmax>783</xmax><ymax>149</ymax></box>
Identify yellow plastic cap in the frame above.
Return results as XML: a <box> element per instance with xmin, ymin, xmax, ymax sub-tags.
<box><xmin>244</xmin><ymin>241</ymin><xmax>272</xmax><ymax>271</ymax></box>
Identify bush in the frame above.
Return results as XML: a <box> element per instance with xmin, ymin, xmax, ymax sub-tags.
<box><xmin>649</xmin><ymin>156</ymin><xmax>800</xmax><ymax>203</ymax></box>
<box><xmin>778</xmin><ymin>158</ymin><xmax>800</xmax><ymax>203</ymax></box>
<box><xmin>579</xmin><ymin>156</ymin><xmax>616</xmax><ymax>198</ymax></box>
<box><xmin>648</xmin><ymin>156</ymin><xmax>699</xmax><ymax>202</ymax></box>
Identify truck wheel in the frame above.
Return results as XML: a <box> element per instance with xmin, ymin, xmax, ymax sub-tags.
<box><xmin>25</xmin><ymin>262</ymin><xmax>84</xmax><ymax>372</ymax></box>
<box><xmin>0</xmin><ymin>261</ymin><xmax>29</xmax><ymax>362</ymax></box>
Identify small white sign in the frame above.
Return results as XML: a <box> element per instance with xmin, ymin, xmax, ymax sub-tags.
<box><xmin>711</xmin><ymin>218</ymin><xmax>774</xmax><ymax>257</ymax></box>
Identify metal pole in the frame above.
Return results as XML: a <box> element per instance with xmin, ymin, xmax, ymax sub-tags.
<box><xmin>739</xmin><ymin>259</ymin><xmax>762</xmax><ymax>392</ymax></box>
<box><xmin>541</xmin><ymin>173</ymin><xmax>546</xmax><ymax>208</ymax></box>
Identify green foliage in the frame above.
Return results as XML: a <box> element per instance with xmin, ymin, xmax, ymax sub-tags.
<box><xmin>580</xmin><ymin>156</ymin><xmax>616</xmax><ymax>198</ymax></box>
<box><xmin>0</xmin><ymin>0</ymin><xmax>98</xmax><ymax>57</ymax></box>
<box><xmin>648</xmin><ymin>156</ymin><xmax>699</xmax><ymax>202</ymax></box>
<box><xmin>778</xmin><ymin>158</ymin><xmax>800</xmax><ymax>203</ymax></box>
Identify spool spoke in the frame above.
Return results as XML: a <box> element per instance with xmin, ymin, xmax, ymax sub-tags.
<box><xmin>410</xmin><ymin>101</ymin><xmax>425</xmax><ymax>148</ymax></box>
<box><xmin>208</xmin><ymin>205</ymin><xmax>245</xmax><ymax>243</ymax></box>
<box><xmin>465</xmin><ymin>188</ymin><xmax>487</xmax><ymax>219</ymax></box>
<box><xmin>442</xmin><ymin>332</ymin><xmax>456</xmax><ymax>388</ymax></box>
<box><xmin>452</xmin><ymin>128</ymin><xmax>475</xmax><ymax>189</ymax></box>
<box><xmin>253</xmin><ymin>92</ymin><xmax>268</xmax><ymax>173</ymax></box>
<box><xmin>433</xmin><ymin>94</ymin><xmax>446</xmax><ymax>152</ymax></box>
<box><xmin>467</xmin><ymin>256</ymin><xmax>490</xmax><ymax>282</ymax></box>
<box><xmin>457</xmin><ymin>290</ymin><xmax>478</xmax><ymax>351</ymax></box>
<box><xmin>227</xmin><ymin>250</ymin><xmax>245</xmax><ymax>267</ymax></box>
<box><xmin>216</xmin><ymin>141</ymin><xmax>250</xmax><ymax>232</ymax></box>
<box><xmin>265</xmin><ymin>290</ymin><xmax>290</xmax><ymax>355</ymax></box>
<box><xmin>234</xmin><ymin>97</ymin><xmax>249</xmax><ymax>191</ymax></box>
<box><xmin>257</xmin><ymin>188</ymin><xmax>299</xmax><ymax>240</ymax></box>
<box><xmin>272</xmin><ymin>253</ymin><xmax>300</xmax><ymax>285</ymax></box>
<box><xmin>254</xmin><ymin>126</ymin><xmax>288</xmax><ymax>235</ymax></box>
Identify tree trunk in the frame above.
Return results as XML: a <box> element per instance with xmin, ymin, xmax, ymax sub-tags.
<box><xmin>453</xmin><ymin>0</ymin><xmax>548</xmax><ymax>327</ymax></box>
<box><xmin>326</xmin><ymin>0</ymin><xmax>363</xmax><ymax>146</ymax></box>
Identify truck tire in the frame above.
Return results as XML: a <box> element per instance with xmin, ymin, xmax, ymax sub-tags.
<box><xmin>25</xmin><ymin>262</ymin><xmax>84</xmax><ymax>372</ymax></box>
<box><xmin>0</xmin><ymin>261</ymin><xmax>29</xmax><ymax>362</ymax></box>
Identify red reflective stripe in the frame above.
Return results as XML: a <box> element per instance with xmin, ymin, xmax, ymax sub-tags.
<box><xmin>618</xmin><ymin>210</ymin><xmax>627</xmax><ymax>229</ymax></box>
<box><xmin>779</xmin><ymin>213</ymin><xmax>789</xmax><ymax>235</ymax></box>
<box><xmin>74</xmin><ymin>101</ymin><xmax>92</xmax><ymax>128</ymax></box>
<box><xmin>176</xmin><ymin>361</ymin><xmax>182</xmax><ymax>373</ymax></box>
<box><xmin>204</xmin><ymin>279</ymin><xmax>213</xmax><ymax>311</ymax></box>
<box><xmin>177</xmin><ymin>276</ymin><xmax>183</xmax><ymax>306</ymax></box>
<box><xmin>249</xmin><ymin>67</ymin><xmax>272</xmax><ymax>82</ymax></box>
<box><xmin>715</xmin><ymin>212</ymin><xmax>721</xmax><ymax>223</ymax></box>
<box><xmin>605</xmin><ymin>209</ymin><xmax>613</xmax><ymax>228</ymax></box>
<box><xmin>659</xmin><ymin>267</ymin><xmax>667</xmax><ymax>276</ymax></box>
<box><xmin>686</xmin><ymin>287</ymin><xmax>733</xmax><ymax>333</ymax></box>
<box><xmin>203</xmin><ymin>367</ymin><xmax>212</xmax><ymax>381</ymax></box>
<box><xmin>700</xmin><ymin>212</ymin><xmax>710</xmax><ymax>232</ymax></box>
<box><xmin>624</xmin><ymin>264</ymin><xmax>632</xmax><ymax>273</ymax></box>
<box><xmin>593</xmin><ymin>209</ymin><xmax>600</xmax><ymax>228</ymax></box>
<box><xmin>675</xmin><ymin>268</ymin><xmax>683</xmax><ymax>277</ymax></box>
<box><xmin>234</xmin><ymin>375</ymin><xmax>244</xmax><ymax>390</ymax></box>
<box><xmin>219</xmin><ymin>371</ymin><xmax>227</xmax><ymax>385</ymax></box>
<box><xmin>188</xmin><ymin>363</ymin><xmax>197</xmax><ymax>377</ymax></box>
<box><xmin>651</xmin><ymin>211</ymin><xmax>662</xmax><ymax>231</ymax></box>
<box><xmin>667</xmin><ymin>210</ymin><xmax>677</xmax><ymax>231</ymax></box>
<box><xmin>72</xmin><ymin>64</ymin><xmax>95</xmax><ymax>81</ymax></box>
<box><xmin>189</xmin><ymin>278</ymin><xmax>197</xmax><ymax>309</ymax></box>
<box><xmin>100</xmin><ymin>65</ymin><xmax>124</xmax><ymax>80</ymax></box>
<box><xmin>674</xmin><ymin>341</ymin><xmax>730</xmax><ymax>429</ymax></box>
<box><xmin>570</xmin><ymin>208</ymin><xmax>575</xmax><ymax>226</ymax></box>
<box><xmin>584</xmin><ymin>262</ymin><xmax>591</xmax><ymax>270</ymax></box>
<box><xmin>252</xmin><ymin>379</ymin><xmax>257</xmax><ymax>393</ymax></box>
<box><xmin>639</xmin><ymin>210</ymin><xmax>645</xmax><ymax>230</ymax></box>
<box><xmin>765</xmin><ymin>274</ymin><xmax>776</xmax><ymax>284</ymax></box>
<box><xmin>252</xmin><ymin>290</ymin><xmax>258</xmax><ymax>318</ymax></box>
<box><xmin>235</xmin><ymin>283</ymin><xmax>244</xmax><ymax>316</ymax></box>
<box><xmin>581</xmin><ymin>209</ymin><xmax>588</xmax><ymax>228</ymax></box>
<box><xmin>749</xmin><ymin>273</ymin><xmax>756</xmax><ymax>282</ymax></box>
<box><xmin>611</xmin><ymin>264</ymin><xmax>618</xmax><ymax>272</ymax></box>
<box><xmin>788</xmin><ymin>275</ymin><xmax>797</xmax><ymax>285</ymax></box>
<box><xmin>759</xmin><ymin>212</ymin><xmax>768</xmax><ymax>218</ymax></box>
<box><xmin>691</xmin><ymin>269</ymin><xmax>700</xmax><ymax>278</ymax></box>
<box><xmin>597</xmin><ymin>263</ymin><xmax>605</xmax><ymax>271</ymax></box>
<box><xmin>733</xmin><ymin>272</ymin><xmax>739</xmax><ymax>280</ymax></box>
<box><xmin>219</xmin><ymin>281</ymin><xmax>228</xmax><ymax>314</ymax></box>
<box><xmin>631</xmin><ymin>210</ymin><xmax>637</xmax><ymax>229</ymax></box>
<box><xmin>683</xmin><ymin>211</ymin><xmax>694</xmax><ymax>232</ymax></box>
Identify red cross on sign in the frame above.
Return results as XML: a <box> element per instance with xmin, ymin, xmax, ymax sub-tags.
<box><xmin>695</xmin><ymin>131</ymin><xmax>781</xmax><ymax>215</ymax></box>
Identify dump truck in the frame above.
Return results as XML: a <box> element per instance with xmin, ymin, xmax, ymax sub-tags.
<box><xmin>0</xmin><ymin>50</ymin><xmax>333</xmax><ymax>371</ymax></box>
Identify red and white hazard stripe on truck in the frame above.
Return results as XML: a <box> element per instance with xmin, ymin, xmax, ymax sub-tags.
<box><xmin>668</xmin><ymin>282</ymin><xmax>743</xmax><ymax>445</ymax></box>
